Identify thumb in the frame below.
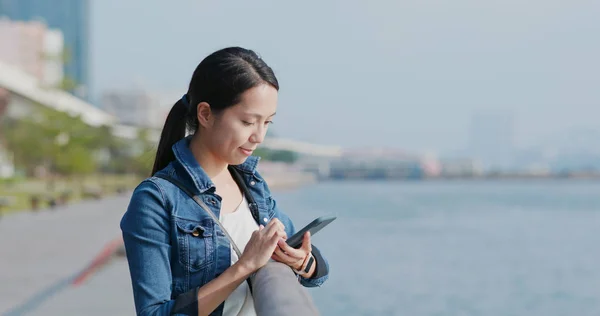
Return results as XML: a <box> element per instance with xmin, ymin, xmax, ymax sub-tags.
<box><xmin>302</xmin><ymin>231</ymin><xmax>312</xmax><ymax>252</ymax></box>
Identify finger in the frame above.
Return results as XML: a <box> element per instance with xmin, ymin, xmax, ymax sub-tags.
<box><xmin>263</xmin><ymin>218</ymin><xmax>279</xmax><ymax>234</ymax></box>
<box><xmin>269</xmin><ymin>218</ymin><xmax>286</xmax><ymax>234</ymax></box>
<box><xmin>276</xmin><ymin>220</ymin><xmax>285</xmax><ymax>233</ymax></box>
<box><xmin>265</xmin><ymin>221</ymin><xmax>285</xmax><ymax>238</ymax></box>
<box><xmin>271</xmin><ymin>252</ymin><xmax>286</xmax><ymax>263</ymax></box>
<box><xmin>275</xmin><ymin>230</ymin><xmax>287</xmax><ymax>241</ymax></box>
<box><xmin>272</xmin><ymin>219</ymin><xmax>286</xmax><ymax>239</ymax></box>
<box><xmin>272</xmin><ymin>246</ymin><xmax>304</xmax><ymax>269</ymax></box>
<box><xmin>301</xmin><ymin>231</ymin><xmax>312</xmax><ymax>253</ymax></box>
<box><xmin>276</xmin><ymin>239</ymin><xmax>305</xmax><ymax>260</ymax></box>
<box><xmin>273</xmin><ymin>246</ymin><xmax>296</xmax><ymax>263</ymax></box>
<box><xmin>267</xmin><ymin>218</ymin><xmax>280</xmax><ymax>227</ymax></box>
<box><xmin>262</xmin><ymin>233</ymin><xmax>282</xmax><ymax>254</ymax></box>
<box><xmin>267</xmin><ymin>230</ymin><xmax>286</xmax><ymax>246</ymax></box>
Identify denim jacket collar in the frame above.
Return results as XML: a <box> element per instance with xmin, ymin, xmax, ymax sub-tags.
<box><xmin>171</xmin><ymin>136</ymin><xmax>261</xmax><ymax>194</ymax></box>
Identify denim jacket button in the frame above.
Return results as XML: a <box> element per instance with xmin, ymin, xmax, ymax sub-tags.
<box><xmin>263</xmin><ymin>217</ymin><xmax>268</xmax><ymax>223</ymax></box>
<box><xmin>250</xmin><ymin>181</ymin><xmax>256</xmax><ymax>186</ymax></box>
<box><xmin>192</xmin><ymin>229</ymin><xmax>200</xmax><ymax>237</ymax></box>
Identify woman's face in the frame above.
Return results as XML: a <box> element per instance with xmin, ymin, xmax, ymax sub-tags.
<box><xmin>202</xmin><ymin>84</ymin><xmax>278</xmax><ymax>166</ymax></box>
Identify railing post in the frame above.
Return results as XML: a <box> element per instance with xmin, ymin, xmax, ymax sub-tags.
<box><xmin>251</xmin><ymin>261</ymin><xmax>320</xmax><ymax>316</ymax></box>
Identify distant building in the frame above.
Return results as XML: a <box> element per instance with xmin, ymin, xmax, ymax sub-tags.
<box><xmin>439</xmin><ymin>158</ymin><xmax>483</xmax><ymax>177</ymax></box>
<box><xmin>420</xmin><ymin>154</ymin><xmax>442</xmax><ymax>177</ymax></box>
<box><xmin>0</xmin><ymin>0</ymin><xmax>90</xmax><ymax>99</ymax></box>
<box><xmin>0</xmin><ymin>18</ymin><xmax>64</xmax><ymax>87</ymax></box>
<box><xmin>468</xmin><ymin>110</ymin><xmax>515</xmax><ymax>170</ymax></box>
<box><xmin>0</xmin><ymin>60</ymin><xmax>115</xmax><ymax>126</ymax></box>
<box><xmin>101</xmin><ymin>90</ymin><xmax>166</xmax><ymax>129</ymax></box>
<box><xmin>327</xmin><ymin>151</ymin><xmax>434</xmax><ymax>180</ymax></box>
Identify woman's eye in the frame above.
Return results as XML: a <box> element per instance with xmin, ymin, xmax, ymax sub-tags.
<box><xmin>242</xmin><ymin>121</ymin><xmax>254</xmax><ymax>126</ymax></box>
<box><xmin>265</xmin><ymin>121</ymin><xmax>273</xmax><ymax>125</ymax></box>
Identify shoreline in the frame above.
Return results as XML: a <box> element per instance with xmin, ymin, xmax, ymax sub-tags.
<box><xmin>261</xmin><ymin>172</ymin><xmax>317</xmax><ymax>191</ymax></box>
<box><xmin>324</xmin><ymin>174</ymin><xmax>600</xmax><ymax>182</ymax></box>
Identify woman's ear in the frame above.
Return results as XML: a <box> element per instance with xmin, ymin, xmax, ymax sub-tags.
<box><xmin>196</xmin><ymin>102</ymin><xmax>213</xmax><ymax>128</ymax></box>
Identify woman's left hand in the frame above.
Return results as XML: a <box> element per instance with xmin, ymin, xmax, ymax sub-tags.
<box><xmin>271</xmin><ymin>231</ymin><xmax>313</xmax><ymax>277</ymax></box>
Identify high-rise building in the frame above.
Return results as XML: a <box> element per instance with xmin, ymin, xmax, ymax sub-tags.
<box><xmin>101</xmin><ymin>90</ymin><xmax>166</xmax><ymax>129</ymax></box>
<box><xmin>0</xmin><ymin>18</ymin><xmax>64</xmax><ymax>87</ymax></box>
<box><xmin>468</xmin><ymin>110</ymin><xmax>515</xmax><ymax>169</ymax></box>
<box><xmin>0</xmin><ymin>0</ymin><xmax>90</xmax><ymax>99</ymax></box>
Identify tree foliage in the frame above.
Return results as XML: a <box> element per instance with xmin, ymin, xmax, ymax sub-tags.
<box><xmin>0</xmin><ymin>106</ymin><xmax>299</xmax><ymax>178</ymax></box>
<box><xmin>253</xmin><ymin>148</ymin><xmax>298</xmax><ymax>164</ymax></box>
<box><xmin>0</xmin><ymin>105</ymin><xmax>155</xmax><ymax>177</ymax></box>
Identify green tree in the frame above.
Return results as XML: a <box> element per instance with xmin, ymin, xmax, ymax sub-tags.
<box><xmin>253</xmin><ymin>147</ymin><xmax>271</xmax><ymax>160</ymax></box>
<box><xmin>55</xmin><ymin>145</ymin><xmax>97</xmax><ymax>175</ymax></box>
<box><xmin>1</xmin><ymin>105</ymin><xmax>109</xmax><ymax>176</ymax></box>
<box><xmin>253</xmin><ymin>148</ymin><xmax>298</xmax><ymax>164</ymax></box>
<box><xmin>3</xmin><ymin>101</ymin><xmax>175</xmax><ymax>179</ymax></box>
<box><xmin>1</xmin><ymin>108</ymin><xmax>58</xmax><ymax>174</ymax></box>
<box><xmin>269</xmin><ymin>150</ymin><xmax>298</xmax><ymax>163</ymax></box>
<box><xmin>131</xmin><ymin>128</ymin><xmax>157</xmax><ymax>176</ymax></box>
<box><xmin>58</xmin><ymin>77</ymin><xmax>78</xmax><ymax>91</ymax></box>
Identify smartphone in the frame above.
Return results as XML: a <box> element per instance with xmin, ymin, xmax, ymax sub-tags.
<box><xmin>286</xmin><ymin>215</ymin><xmax>337</xmax><ymax>248</ymax></box>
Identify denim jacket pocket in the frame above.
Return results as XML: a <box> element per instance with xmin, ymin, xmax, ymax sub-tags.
<box><xmin>175</xmin><ymin>218</ymin><xmax>214</xmax><ymax>272</ymax></box>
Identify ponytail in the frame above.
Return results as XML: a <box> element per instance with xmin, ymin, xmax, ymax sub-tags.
<box><xmin>151</xmin><ymin>96</ymin><xmax>190</xmax><ymax>175</ymax></box>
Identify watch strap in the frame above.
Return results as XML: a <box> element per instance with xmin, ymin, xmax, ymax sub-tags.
<box><xmin>303</xmin><ymin>254</ymin><xmax>315</xmax><ymax>273</ymax></box>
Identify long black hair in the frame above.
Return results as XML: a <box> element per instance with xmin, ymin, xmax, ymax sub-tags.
<box><xmin>151</xmin><ymin>47</ymin><xmax>279</xmax><ymax>175</ymax></box>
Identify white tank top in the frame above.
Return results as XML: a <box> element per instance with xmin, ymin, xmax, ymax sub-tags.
<box><xmin>219</xmin><ymin>195</ymin><xmax>259</xmax><ymax>316</ymax></box>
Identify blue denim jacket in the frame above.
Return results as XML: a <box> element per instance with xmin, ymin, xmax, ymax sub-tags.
<box><xmin>120</xmin><ymin>137</ymin><xmax>330</xmax><ymax>316</ymax></box>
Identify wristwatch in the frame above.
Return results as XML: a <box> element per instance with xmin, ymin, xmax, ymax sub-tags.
<box><xmin>303</xmin><ymin>255</ymin><xmax>315</xmax><ymax>274</ymax></box>
<box><xmin>294</xmin><ymin>253</ymin><xmax>314</xmax><ymax>275</ymax></box>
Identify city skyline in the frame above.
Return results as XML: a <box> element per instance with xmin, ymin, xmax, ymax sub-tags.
<box><xmin>0</xmin><ymin>0</ymin><xmax>90</xmax><ymax>99</ymax></box>
<box><xmin>88</xmin><ymin>0</ymin><xmax>599</xmax><ymax>155</ymax></box>
<box><xmin>1</xmin><ymin>0</ymin><xmax>597</xmax><ymax>156</ymax></box>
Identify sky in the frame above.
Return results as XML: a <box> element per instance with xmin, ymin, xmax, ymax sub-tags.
<box><xmin>90</xmin><ymin>0</ymin><xmax>600</xmax><ymax>155</ymax></box>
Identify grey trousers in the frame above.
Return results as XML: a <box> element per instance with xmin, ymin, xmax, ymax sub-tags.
<box><xmin>251</xmin><ymin>262</ymin><xmax>320</xmax><ymax>316</ymax></box>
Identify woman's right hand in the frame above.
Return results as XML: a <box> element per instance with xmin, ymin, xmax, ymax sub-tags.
<box><xmin>239</xmin><ymin>218</ymin><xmax>287</xmax><ymax>273</ymax></box>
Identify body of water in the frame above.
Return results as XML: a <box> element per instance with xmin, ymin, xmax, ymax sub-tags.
<box><xmin>278</xmin><ymin>180</ymin><xmax>600</xmax><ymax>316</ymax></box>
<box><xmin>10</xmin><ymin>180</ymin><xmax>600</xmax><ymax>315</ymax></box>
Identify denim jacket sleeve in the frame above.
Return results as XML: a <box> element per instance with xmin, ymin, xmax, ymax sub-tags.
<box><xmin>261</xmin><ymin>178</ymin><xmax>330</xmax><ymax>288</ymax></box>
<box><xmin>120</xmin><ymin>180</ymin><xmax>180</xmax><ymax>316</ymax></box>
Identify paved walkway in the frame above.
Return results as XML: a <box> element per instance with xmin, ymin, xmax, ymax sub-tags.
<box><xmin>0</xmin><ymin>194</ymin><xmax>135</xmax><ymax>315</ymax></box>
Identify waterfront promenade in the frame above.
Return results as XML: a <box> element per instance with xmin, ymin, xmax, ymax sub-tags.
<box><xmin>0</xmin><ymin>172</ymin><xmax>312</xmax><ymax>315</ymax></box>
<box><xmin>0</xmin><ymin>193</ymin><xmax>134</xmax><ymax>315</ymax></box>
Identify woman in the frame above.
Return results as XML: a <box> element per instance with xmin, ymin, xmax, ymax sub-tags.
<box><xmin>120</xmin><ymin>47</ymin><xmax>329</xmax><ymax>316</ymax></box>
